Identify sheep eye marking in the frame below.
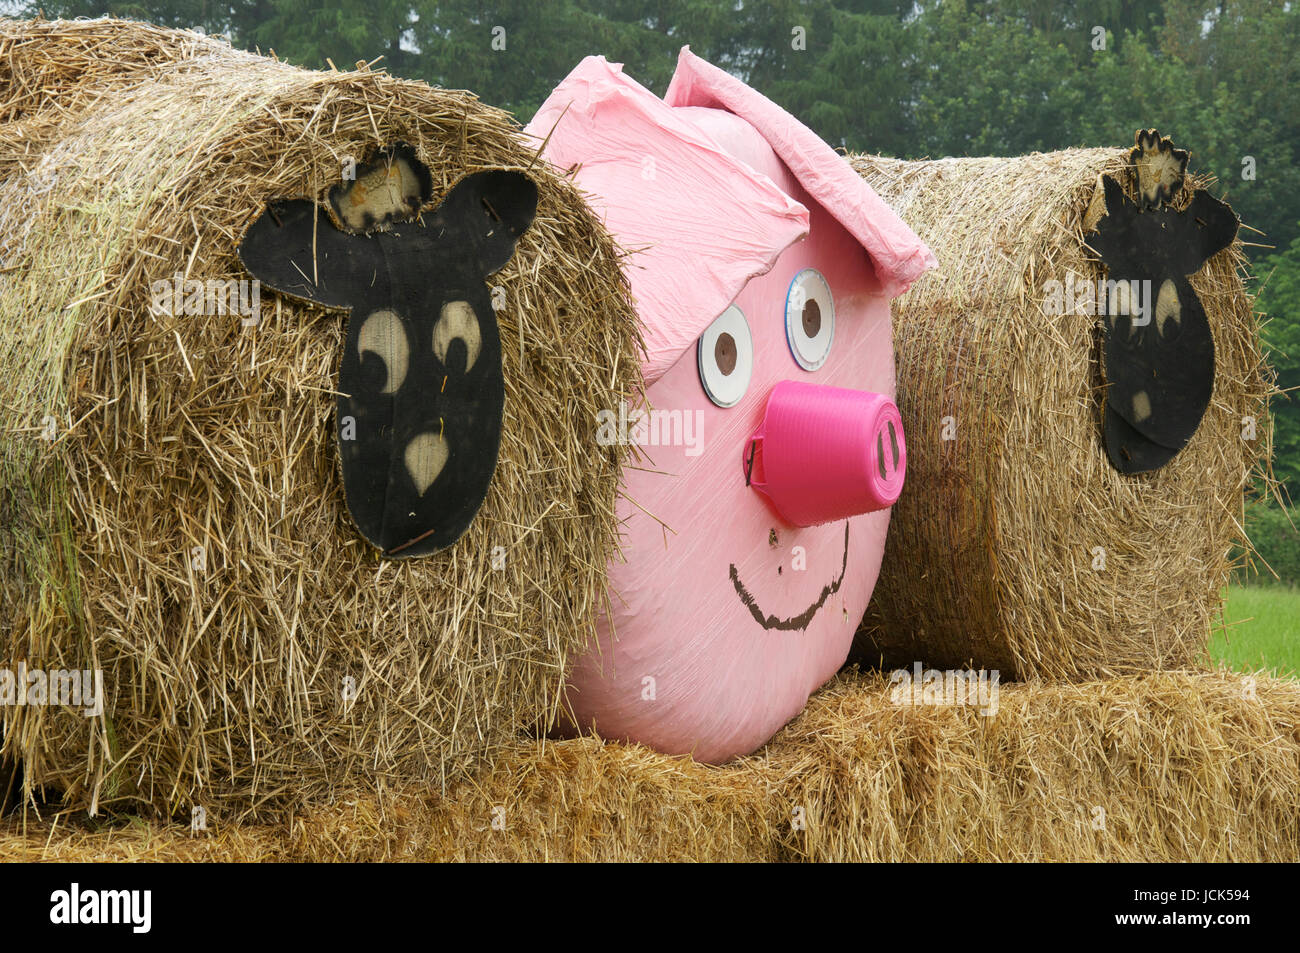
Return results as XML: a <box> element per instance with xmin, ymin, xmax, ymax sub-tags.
<box><xmin>1154</xmin><ymin>279</ymin><xmax>1180</xmax><ymax>337</ymax></box>
<box><xmin>356</xmin><ymin>309</ymin><xmax>410</xmax><ymax>394</ymax></box>
<box><xmin>433</xmin><ymin>300</ymin><xmax>481</xmax><ymax>373</ymax></box>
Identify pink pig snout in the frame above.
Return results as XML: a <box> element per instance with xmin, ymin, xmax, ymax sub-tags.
<box><xmin>743</xmin><ymin>380</ymin><xmax>905</xmax><ymax>526</ymax></box>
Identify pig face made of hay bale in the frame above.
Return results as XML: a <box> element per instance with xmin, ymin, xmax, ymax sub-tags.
<box><xmin>526</xmin><ymin>50</ymin><xmax>935</xmax><ymax>762</ymax></box>
<box><xmin>239</xmin><ymin>147</ymin><xmax>538</xmax><ymax>556</ymax></box>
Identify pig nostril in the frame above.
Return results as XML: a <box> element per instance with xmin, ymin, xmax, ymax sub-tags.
<box><xmin>888</xmin><ymin>420</ymin><xmax>900</xmax><ymax>469</ymax></box>
<box><xmin>877</xmin><ymin>432</ymin><xmax>887</xmax><ymax>480</ymax></box>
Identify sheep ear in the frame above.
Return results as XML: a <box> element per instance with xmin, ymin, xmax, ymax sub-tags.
<box><xmin>1101</xmin><ymin>174</ymin><xmax>1136</xmax><ymax>218</ymax></box>
<box><xmin>1086</xmin><ymin>176</ymin><xmax>1137</xmax><ymax>263</ymax></box>
<box><xmin>1184</xmin><ymin>189</ymin><xmax>1238</xmax><ymax>268</ymax></box>
<box><xmin>238</xmin><ymin>199</ymin><xmax>357</xmax><ymax>311</ymax></box>
<box><xmin>434</xmin><ymin>171</ymin><xmax>539</xmax><ymax>276</ymax></box>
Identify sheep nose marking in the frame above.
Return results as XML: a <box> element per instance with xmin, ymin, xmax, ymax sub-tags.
<box><xmin>405</xmin><ymin>431</ymin><xmax>448</xmax><ymax>496</ymax></box>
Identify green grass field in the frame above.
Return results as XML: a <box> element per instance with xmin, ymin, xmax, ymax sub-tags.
<box><xmin>1210</xmin><ymin>586</ymin><xmax>1300</xmax><ymax>677</ymax></box>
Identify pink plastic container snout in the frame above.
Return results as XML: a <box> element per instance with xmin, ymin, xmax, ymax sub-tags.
<box><xmin>743</xmin><ymin>380</ymin><xmax>905</xmax><ymax>526</ymax></box>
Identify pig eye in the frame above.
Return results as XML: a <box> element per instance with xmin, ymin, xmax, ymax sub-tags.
<box><xmin>698</xmin><ymin>305</ymin><xmax>753</xmax><ymax>408</ymax></box>
<box><xmin>785</xmin><ymin>268</ymin><xmax>835</xmax><ymax>371</ymax></box>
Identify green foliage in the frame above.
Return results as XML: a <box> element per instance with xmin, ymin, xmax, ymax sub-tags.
<box><xmin>1253</xmin><ymin>229</ymin><xmax>1300</xmax><ymax>496</ymax></box>
<box><xmin>1211</xmin><ymin>585</ymin><xmax>1300</xmax><ymax>677</ymax></box>
<box><xmin>1242</xmin><ymin>502</ymin><xmax>1300</xmax><ymax>587</ymax></box>
<box><xmin>912</xmin><ymin>0</ymin><xmax>1087</xmax><ymax>156</ymax></box>
<box><xmin>18</xmin><ymin>0</ymin><xmax>228</xmax><ymax>33</ymax></box>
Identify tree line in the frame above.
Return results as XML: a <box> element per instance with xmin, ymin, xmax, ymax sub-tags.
<box><xmin>18</xmin><ymin>0</ymin><xmax>1300</xmax><ymax>509</ymax></box>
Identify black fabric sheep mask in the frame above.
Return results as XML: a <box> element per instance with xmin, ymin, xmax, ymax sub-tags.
<box><xmin>239</xmin><ymin>146</ymin><xmax>538</xmax><ymax>557</ymax></box>
<box><xmin>1088</xmin><ymin>132</ymin><xmax>1238</xmax><ymax>475</ymax></box>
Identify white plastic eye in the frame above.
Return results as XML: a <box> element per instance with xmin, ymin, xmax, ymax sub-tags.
<box><xmin>785</xmin><ymin>268</ymin><xmax>835</xmax><ymax>371</ymax></box>
<box><xmin>698</xmin><ymin>305</ymin><xmax>753</xmax><ymax>408</ymax></box>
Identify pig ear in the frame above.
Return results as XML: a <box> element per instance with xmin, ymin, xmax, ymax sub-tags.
<box><xmin>526</xmin><ymin>56</ymin><xmax>809</xmax><ymax>384</ymax></box>
<box><xmin>432</xmin><ymin>170</ymin><xmax>539</xmax><ymax>276</ymax></box>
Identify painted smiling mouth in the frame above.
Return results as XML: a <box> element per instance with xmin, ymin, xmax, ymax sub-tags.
<box><xmin>728</xmin><ymin>521</ymin><xmax>849</xmax><ymax>631</ymax></box>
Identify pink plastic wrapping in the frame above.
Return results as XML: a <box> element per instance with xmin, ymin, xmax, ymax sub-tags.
<box><xmin>664</xmin><ymin>47</ymin><xmax>937</xmax><ymax>299</ymax></box>
<box><xmin>526</xmin><ymin>52</ymin><xmax>934</xmax><ymax>762</ymax></box>
<box><xmin>527</xmin><ymin>57</ymin><xmax>809</xmax><ymax>385</ymax></box>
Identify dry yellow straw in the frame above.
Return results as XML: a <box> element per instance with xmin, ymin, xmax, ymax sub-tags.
<box><xmin>848</xmin><ymin>151</ymin><xmax>1274</xmax><ymax>681</ymax></box>
<box><xmin>0</xmin><ymin>17</ymin><xmax>642</xmax><ymax>822</ymax></box>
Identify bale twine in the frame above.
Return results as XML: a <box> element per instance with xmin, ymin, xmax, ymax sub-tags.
<box><xmin>846</xmin><ymin>150</ymin><xmax>1272</xmax><ymax>680</ymax></box>
<box><xmin>0</xmin><ymin>18</ymin><xmax>641</xmax><ymax>819</ymax></box>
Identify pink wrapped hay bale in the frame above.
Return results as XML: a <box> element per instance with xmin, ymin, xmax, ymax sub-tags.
<box><xmin>527</xmin><ymin>50</ymin><xmax>934</xmax><ymax>761</ymax></box>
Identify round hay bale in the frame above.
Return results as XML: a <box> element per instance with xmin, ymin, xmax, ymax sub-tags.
<box><xmin>0</xmin><ymin>18</ymin><xmax>641</xmax><ymax>819</ymax></box>
<box><xmin>848</xmin><ymin>149</ymin><xmax>1272</xmax><ymax>680</ymax></box>
<box><xmin>524</xmin><ymin>53</ymin><xmax>932</xmax><ymax>765</ymax></box>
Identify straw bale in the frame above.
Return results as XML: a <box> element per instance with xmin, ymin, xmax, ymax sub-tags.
<box><xmin>5</xmin><ymin>668</ymin><xmax>1296</xmax><ymax>861</ymax></box>
<box><xmin>0</xmin><ymin>18</ymin><xmax>641</xmax><ymax>820</ymax></box>
<box><xmin>847</xmin><ymin>151</ymin><xmax>1272</xmax><ymax>680</ymax></box>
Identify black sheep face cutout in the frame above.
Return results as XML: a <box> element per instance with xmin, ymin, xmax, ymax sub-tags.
<box><xmin>1087</xmin><ymin>132</ymin><xmax>1239</xmax><ymax>475</ymax></box>
<box><xmin>238</xmin><ymin>147</ymin><xmax>538</xmax><ymax>557</ymax></box>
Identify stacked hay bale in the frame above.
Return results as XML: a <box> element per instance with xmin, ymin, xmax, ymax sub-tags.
<box><xmin>301</xmin><ymin>669</ymin><xmax>1300</xmax><ymax>862</ymax></box>
<box><xmin>846</xmin><ymin>150</ymin><xmax>1272</xmax><ymax>680</ymax></box>
<box><xmin>5</xmin><ymin>668</ymin><xmax>1298</xmax><ymax>861</ymax></box>
<box><xmin>0</xmin><ymin>18</ymin><xmax>640</xmax><ymax>819</ymax></box>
